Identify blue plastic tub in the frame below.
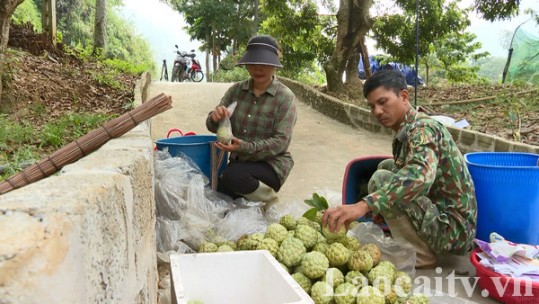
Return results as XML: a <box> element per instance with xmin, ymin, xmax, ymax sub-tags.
<box><xmin>465</xmin><ymin>152</ymin><xmax>539</xmax><ymax>245</ymax></box>
<box><xmin>155</xmin><ymin>135</ymin><xmax>228</xmax><ymax>180</ymax></box>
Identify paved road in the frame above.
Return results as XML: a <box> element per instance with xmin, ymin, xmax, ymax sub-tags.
<box><xmin>148</xmin><ymin>81</ymin><xmax>392</xmax><ymax>204</ymax></box>
<box><xmin>149</xmin><ymin>81</ymin><xmax>494</xmax><ymax>304</ymax></box>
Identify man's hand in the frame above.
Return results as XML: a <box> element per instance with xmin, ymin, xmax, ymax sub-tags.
<box><xmin>215</xmin><ymin>137</ymin><xmax>242</xmax><ymax>152</ymax></box>
<box><xmin>323</xmin><ymin>201</ymin><xmax>370</xmax><ymax>232</ymax></box>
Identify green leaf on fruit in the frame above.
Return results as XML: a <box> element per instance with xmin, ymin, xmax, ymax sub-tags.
<box><xmin>302</xmin><ymin>207</ymin><xmax>318</xmax><ymax>220</ymax></box>
<box><xmin>306</xmin><ymin>193</ymin><xmax>329</xmax><ymax>210</ymax></box>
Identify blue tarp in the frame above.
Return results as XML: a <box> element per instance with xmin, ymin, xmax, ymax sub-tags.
<box><xmin>358</xmin><ymin>55</ymin><xmax>424</xmax><ymax>86</ymax></box>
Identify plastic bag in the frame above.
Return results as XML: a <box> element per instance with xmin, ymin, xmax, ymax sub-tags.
<box><xmin>154</xmin><ymin>150</ymin><xmax>269</xmax><ymax>253</ymax></box>
<box><xmin>216</xmin><ymin>102</ymin><xmax>237</xmax><ymax>144</ymax></box>
<box><xmin>348</xmin><ymin>222</ymin><xmax>417</xmax><ymax>277</ymax></box>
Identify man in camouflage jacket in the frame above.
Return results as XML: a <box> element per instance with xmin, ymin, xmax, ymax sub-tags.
<box><xmin>323</xmin><ymin>70</ymin><xmax>477</xmax><ymax>268</ymax></box>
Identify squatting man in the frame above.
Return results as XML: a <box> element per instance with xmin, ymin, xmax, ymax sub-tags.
<box><xmin>323</xmin><ymin>70</ymin><xmax>478</xmax><ymax>268</ymax></box>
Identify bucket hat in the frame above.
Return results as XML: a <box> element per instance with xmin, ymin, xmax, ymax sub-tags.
<box><xmin>236</xmin><ymin>35</ymin><xmax>283</xmax><ymax>68</ymax></box>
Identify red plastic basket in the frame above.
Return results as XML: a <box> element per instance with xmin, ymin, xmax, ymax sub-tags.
<box><xmin>470</xmin><ymin>248</ymin><xmax>539</xmax><ymax>304</ymax></box>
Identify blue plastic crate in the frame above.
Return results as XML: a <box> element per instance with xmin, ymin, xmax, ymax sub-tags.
<box><xmin>155</xmin><ymin>135</ymin><xmax>228</xmax><ymax>180</ymax></box>
<box><xmin>465</xmin><ymin>152</ymin><xmax>539</xmax><ymax>245</ymax></box>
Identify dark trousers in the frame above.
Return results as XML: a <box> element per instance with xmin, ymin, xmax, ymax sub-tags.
<box><xmin>217</xmin><ymin>161</ymin><xmax>281</xmax><ymax>199</ymax></box>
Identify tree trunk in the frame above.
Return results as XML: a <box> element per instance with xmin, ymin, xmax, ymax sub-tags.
<box><xmin>324</xmin><ymin>0</ymin><xmax>373</xmax><ymax>93</ymax></box>
<box><xmin>205</xmin><ymin>31</ymin><xmax>211</xmax><ymax>81</ymax></box>
<box><xmin>0</xmin><ymin>0</ymin><xmax>25</xmax><ymax>101</ymax></box>
<box><xmin>345</xmin><ymin>41</ymin><xmax>361</xmax><ymax>86</ymax></box>
<box><xmin>425</xmin><ymin>63</ymin><xmax>430</xmax><ymax>86</ymax></box>
<box><xmin>359</xmin><ymin>36</ymin><xmax>371</xmax><ymax>79</ymax></box>
<box><xmin>93</xmin><ymin>0</ymin><xmax>107</xmax><ymax>56</ymax></box>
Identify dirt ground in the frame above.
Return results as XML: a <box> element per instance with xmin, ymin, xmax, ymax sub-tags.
<box><xmin>321</xmin><ymin>83</ymin><xmax>539</xmax><ymax>147</ymax></box>
<box><xmin>2</xmin><ymin>23</ymin><xmax>136</xmax><ymax>127</ymax></box>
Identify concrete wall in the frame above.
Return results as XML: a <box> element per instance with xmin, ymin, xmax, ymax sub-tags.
<box><xmin>280</xmin><ymin>78</ymin><xmax>539</xmax><ymax>154</ymax></box>
<box><xmin>0</xmin><ymin>73</ymin><xmax>157</xmax><ymax>304</ymax></box>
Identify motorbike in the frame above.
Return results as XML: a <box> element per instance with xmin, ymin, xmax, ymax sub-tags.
<box><xmin>170</xmin><ymin>45</ymin><xmax>205</xmax><ymax>82</ymax></box>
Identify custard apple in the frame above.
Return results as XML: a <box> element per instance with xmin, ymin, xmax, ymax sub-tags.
<box><xmin>344</xmin><ymin>270</ymin><xmax>368</xmax><ymax>289</ymax></box>
<box><xmin>348</xmin><ymin>250</ymin><xmax>374</xmax><ymax>272</ymax></box>
<box><xmin>295</xmin><ymin>224</ymin><xmax>318</xmax><ymax>250</ymax></box>
<box><xmin>337</xmin><ymin>235</ymin><xmax>361</xmax><ymax>251</ymax></box>
<box><xmin>326</xmin><ymin>242</ymin><xmax>351</xmax><ymax>267</ymax></box>
<box><xmin>276</xmin><ymin>237</ymin><xmax>306</xmax><ymax>267</ymax></box>
<box><xmin>265</xmin><ymin>223</ymin><xmax>289</xmax><ymax>244</ymax></box>
<box><xmin>367</xmin><ymin>264</ymin><xmax>396</xmax><ymax>287</ymax></box>
<box><xmin>301</xmin><ymin>251</ymin><xmax>330</xmax><ymax>279</ymax></box>
<box><xmin>291</xmin><ymin>272</ymin><xmax>312</xmax><ymax>294</ymax></box>
<box><xmin>216</xmin><ymin>244</ymin><xmax>234</xmax><ymax>252</ymax></box>
<box><xmin>356</xmin><ymin>286</ymin><xmax>385</xmax><ymax>304</ymax></box>
<box><xmin>385</xmin><ymin>287</ymin><xmax>398</xmax><ymax>304</ymax></box>
<box><xmin>394</xmin><ymin>271</ymin><xmax>413</xmax><ymax>296</ymax></box>
<box><xmin>322</xmin><ymin>267</ymin><xmax>345</xmax><ymax>289</ymax></box>
<box><xmin>314</xmin><ymin>211</ymin><xmax>324</xmax><ymax>225</ymax></box>
<box><xmin>198</xmin><ymin>242</ymin><xmax>218</xmax><ymax>253</ymax></box>
<box><xmin>361</xmin><ymin>243</ymin><xmax>382</xmax><ymax>266</ymax></box>
<box><xmin>312</xmin><ymin>242</ymin><xmax>330</xmax><ymax>254</ymax></box>
<box><xmin>310</xmin><ymin>281</ymin><xmax>334</xmax><ymax>304</ymax></box>
<box><xmin>333</xmin><ymin>282</ymin><xmax>358</xmax><ymax>304</ymax></box>
<box><xmin>218</xmin><ymin>240</ymin><xmax>237</xmax><ymax>251</ymax></box>
<box><xmin>317</xmin><ymin>232</ymin><xmax>327</xmax><ymax>243</ymax></box>
<box><xmin>279</xmin><ymin>214</ymin><xmax>298</xmax><ymax>230</ymax></box>
<box><xmin>322</xmin><ymin>225</ymin><xmax>347</xmax><ymax>242</ymax></box>
<box><xmin>237</xmin><ymin>233</ymin><xmax>265</xmax><ymax>250</ymax></box>
<box><xmin>298</xmin><ymin>217</ymin><xmax>321</xmax><ymax>231</ymax></box>
<box><xmin>348</xmin><ymin>220</ymin><xmax>360</xmax><ymax>230</ymax></box>
<box><xmin>256</xmin><ymin>238</ymin><xmax>279</xmax><ymax>256</ymax></box>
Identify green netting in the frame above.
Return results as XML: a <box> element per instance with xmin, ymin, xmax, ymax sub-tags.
<box><xmin>505</xmin><ymin>22</ymin><xmax>539</xmax><ymax>84</ymax></box>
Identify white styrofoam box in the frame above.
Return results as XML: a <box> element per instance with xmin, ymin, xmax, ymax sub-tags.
<box><xmin>170</xmin><ymin>250</ymin><xmax>314</xmax><ymax>304</ymax></box>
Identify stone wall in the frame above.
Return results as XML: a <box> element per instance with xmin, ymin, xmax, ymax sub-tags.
<box><xmin>0</xmin><ymin>72</ymin><xmax>157</xmax><ymax>303</ymax></box>
<box><xmin>280</xmin><ymin>77</ymin><xmax>539</xmax><ymax>154</ymax></box>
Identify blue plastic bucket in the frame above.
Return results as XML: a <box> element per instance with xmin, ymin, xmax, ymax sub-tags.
<box><xmin>155</xmin><ymin>135</ymin><xmax>228</xmax><ymax>180</ymax></box>
<box><xmin>465</xmin><ymin>152</ymin><xmax>539</xmax><ymax>245</ymax></box>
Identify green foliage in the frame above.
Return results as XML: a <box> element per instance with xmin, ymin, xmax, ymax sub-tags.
<box><xmin>91</xmin><ymin>67</ymin><xmax>124</xmax><ymax>90</ymax></box>
<box><xmin>259</xmin><ymin>0</ymin><xmax>333</xmax><ymax>77</ymax></box>
<box><xmin>210</xmin><ymin>67</ymin><xmax>249</xmax><ymax>83</ymax></box>
<box><xmin>167</xmin><ymin>0</ymin><xmax>255</xmax><ymax>57</ymax></box>
<box><xmin>103</xmin><ymin>58</ymin><xmax>150</xmax><ymax>76</ymax></box>
<box><xmin>53</xmin><ymin>0</ymin><xmax>154</xmax><ymax>72</ymax></box>
<box><xmin>471</xmin><ymin>56</ymin><xmax>506</xmax><ymax>83</ymax></box>
<box><xmin>0</xmin><ymin>112</ymin><xmax>114</xmax><ymax>181</ymax></box>
<box><xmin>303</xmin><ymin>193</ymin><xmax>329</xmax><ymax>219</ymax></box>
<box><xmin>11</xmin><ymin>0</ymin><xmax>42</xmax><ymax>32</ymax></box>
<box><xmin>471</xmin><ymin>0</ymin><xmax>520</xmax><ymax>21</ymax></box>
<box><xmin>373</xmin><ymin>0</ymin><xmax>487</xmax><ymax>83</ymax></box>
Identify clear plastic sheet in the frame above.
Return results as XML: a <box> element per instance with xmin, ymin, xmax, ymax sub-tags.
<box><xmin>348</xmin><ymin>221</ymin><xmax>417</xmax><ymax>277</ymax></box>
<box><xmin>154</xmin><ymin>150</ymin><xmax>270</xmax><ymax>253</ymax></box>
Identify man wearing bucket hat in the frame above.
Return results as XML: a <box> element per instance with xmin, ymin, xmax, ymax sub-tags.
<box><xmin>206</xmin><ymin>35</ymin><xmax>297</xmax><ymax>211</ymax></box>
<box><xmin>323</xmin><ymin>70</ymin><xmax>478</xmax><ymax>268</ymax></box>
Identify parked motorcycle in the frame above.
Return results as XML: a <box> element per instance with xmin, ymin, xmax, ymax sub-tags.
<box><xmin>170</xmin><ymin>45</ymin><xmax>204</xmax><ymax>82</ymax></box>
<box><xmin>186</xmin><ymin>52</ymin><xmax>204</xmax><ymax>82</ymax></box>
<box><xmin>171</xmin><ymin>45</ymin><xmax>188</xmax><ymax>82</ymax></box>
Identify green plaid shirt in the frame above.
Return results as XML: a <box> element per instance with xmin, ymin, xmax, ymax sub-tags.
<box><xmin>206</xmin><ymin>77</ymin><xmax>297</xmax><ymax>184</ymax></box>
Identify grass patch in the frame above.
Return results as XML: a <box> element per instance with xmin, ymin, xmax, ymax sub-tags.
<box><xmin>0</xmin><ymin>112</ymin><xmax>115</xmax><ymax>181</ymax></box>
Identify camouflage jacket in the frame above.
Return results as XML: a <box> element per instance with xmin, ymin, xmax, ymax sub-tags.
<box><xmin>364</xmin><ymin>108</ymin><xmax>477</xmax><ymax>253</ymax></box>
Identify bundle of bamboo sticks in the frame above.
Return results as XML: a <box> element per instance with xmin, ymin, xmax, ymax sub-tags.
<box><xmin>0</xmin><ymin>93</ymin><xmax>173</xmax><ymax>195</ymax></box>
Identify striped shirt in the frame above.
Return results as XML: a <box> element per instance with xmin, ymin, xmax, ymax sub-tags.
<box><xmin>206</xmin><ymin>77</ymin><xmax>297</xmax><ymax>185</ymax></box>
